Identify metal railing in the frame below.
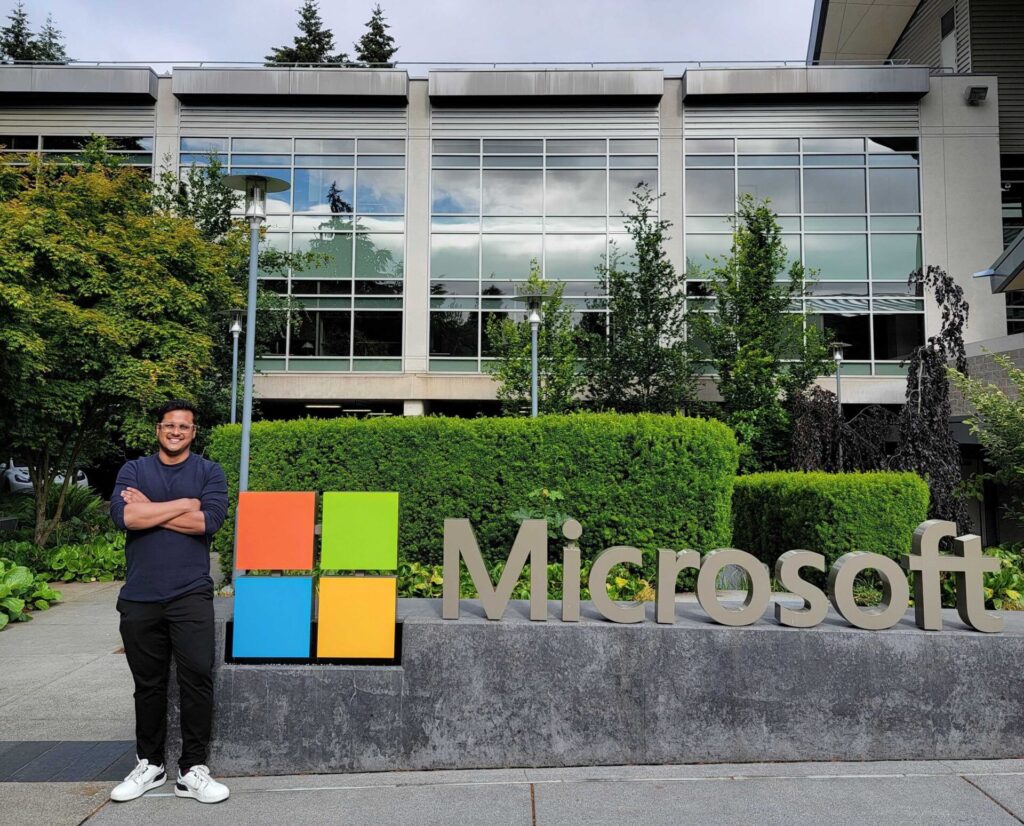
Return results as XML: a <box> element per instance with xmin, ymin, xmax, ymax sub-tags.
<box><xmin>0</xmin><ymin>57</ymin><xmax>916</xmax><ymax>77</ymax></box>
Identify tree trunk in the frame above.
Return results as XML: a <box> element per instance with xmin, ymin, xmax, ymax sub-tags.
<box><xmin>31</xmin><ymin>447</ymin><xmax>51</xmax><ymax>548</ymax></box>
<box><xmin>31</xmin><ymin>424</ymin><xmax>86</xmax><ymax>549</ymax></box>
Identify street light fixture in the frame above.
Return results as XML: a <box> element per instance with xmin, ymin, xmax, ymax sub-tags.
<box><xmin>830</xmin><ymin>341</ymin><xmax>850</xmax><ymax>470</ymax></box>
<box><xmin>511</xmin><ymin>291</ymin><xmax>546</xmax><ymax>418</ymax></box>
<box><xmin>223</xmin><ymin>174</ymin><xmax>290</xmax><ymax>584</ymax></box>
<box><xmin>228</xmin><ymin>314</ymin><xmax>242</xmax><ymax>425</ymax></box>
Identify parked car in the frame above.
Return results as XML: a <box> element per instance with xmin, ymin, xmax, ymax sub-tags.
<box><xmin>0</xmin><ymin>459</ymin><xmax>88</xmax><ymax>494</ymax></box>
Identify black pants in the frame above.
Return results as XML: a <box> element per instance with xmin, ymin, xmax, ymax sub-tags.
<box><xmin>117</xmin><ymin>589</ymin><xmax>214</xmax><ymax>775</ymax></box>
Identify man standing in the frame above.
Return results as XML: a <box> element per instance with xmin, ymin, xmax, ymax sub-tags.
<box><xmin>108</xmin><ymin>400</ymin><xmax>230</xmax><ymax>804</ymax></box>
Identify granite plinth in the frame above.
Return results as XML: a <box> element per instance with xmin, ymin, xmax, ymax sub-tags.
<box><xmin>166</xmin><ymin>599</ymin><xmax>1024</xmax><ymax>775</ymax></box>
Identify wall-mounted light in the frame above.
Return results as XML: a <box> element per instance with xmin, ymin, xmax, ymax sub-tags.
<box><xmin>964</xmin><ymin>85</ymin><xmax>988</xmax><ymax>106</ymax></box>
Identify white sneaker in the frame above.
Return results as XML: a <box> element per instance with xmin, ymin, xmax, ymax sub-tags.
<box><xmin>174</xmin><ymin>764</ymin><xmax>230</xmax><ymax>804</ymax></box>
<box><xmin>110</xmin><ymin>757</ymin><xmax>166</xmax><ymax>802</ymax></box>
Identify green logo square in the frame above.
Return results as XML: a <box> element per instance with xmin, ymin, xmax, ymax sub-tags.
<box><xmin>320</xmin><ymin>492</ymin><xmax>399</xmax><ymax>571</ymax></box>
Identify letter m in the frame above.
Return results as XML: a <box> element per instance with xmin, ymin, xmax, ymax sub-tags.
<box><xmin>442</xmin><ymin>519</ymin><xmax>548</xmax><ymax>621</ymax></box>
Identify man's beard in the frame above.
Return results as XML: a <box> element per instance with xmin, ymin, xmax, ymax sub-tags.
<box><xmin>162</xmin><ymin>440</ymin><xmax>190</xmax><ymax>456</ymax></box>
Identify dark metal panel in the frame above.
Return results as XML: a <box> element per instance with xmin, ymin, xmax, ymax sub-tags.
<box><xmin>970</xmin><ymin>0</ymin><xmax>1024</xmax><ymax>153</ymax></box>
<box><xmin>889</xmin><ymin>0</ymin><xmax>953</xmax><ymax>69</ymax></box>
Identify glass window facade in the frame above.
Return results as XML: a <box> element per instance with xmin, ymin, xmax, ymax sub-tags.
<box><xmin>685</xmin><ymin>136</ymin><xmax>924</xmax><ymax>375</ymax></box>
<box><xmin>1</xmin><ymin>134</ymin><xmax>154</xmax><ymax>169</ymax></box>
<box><xmin>180</xmin><ymin>137</ymin><xmax>406</xmax><ymax>372</ymax></box>
<box><xmin>428</xmin><ymin>137</ymin><xmax>657</xmax><ymax>371</ymax></box>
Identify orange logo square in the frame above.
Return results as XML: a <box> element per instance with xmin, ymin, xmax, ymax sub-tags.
<box><xmin>235</xmin><ymin>491</ymin><xmax>316</xmax><ymax>571</ymax></box>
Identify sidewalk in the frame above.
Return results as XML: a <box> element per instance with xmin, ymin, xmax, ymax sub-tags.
<box><xmin>3</xmin><ymin>582</ymin><xmax>1023</xmax><ymax>826</ymax></box>
<box><xmin>0</xmin><ymin>580</ymin><xmax>134</xmax><ymax>742</ymax></box>
<box><xmin>6</xmin><ymin>759</ymin><xmax>1024</xmax><ymax>826</ymax></box>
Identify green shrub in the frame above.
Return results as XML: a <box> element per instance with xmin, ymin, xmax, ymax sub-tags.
<box><xmin>941</xmin><ymin>543</ymin><xmax>1024</xmax><ymax>610</ymax></box>
<box><xmin>0</xmin><ymin>486</ymin><xmax>111</xmax><ymax>548</ymax></box>
<box><xmin>395</xmin><ymin>559</ymin><xmax>659</xmax><ymax>602</ymax></box>
<box><xmin>207</xmin><ymin>413</ymin><xmax>739</xmax><ymax>581</ymax></box>
<box><xmin>732</xmin><ymin>471</ymin><xmax>929</xmax><ymax>577</ymax></box>
<box><xmin>0</xmin><ymin>558</ymin><xmax>61</xmax><ymax>631</ymax></box>
<box><xmin>45</xmin><ymin>532</ymin><xmax>126</xmax><ymax>582</ymax></box>
<box><xmin>0</xmin><ymin>539</ymin><xmax>47</xmax><ymax>570</ymax></box>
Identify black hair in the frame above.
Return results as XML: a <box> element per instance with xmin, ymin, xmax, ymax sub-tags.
<box><xmin>155</xmin><ymin>399</ymin><xmax>197</xmax><ymax>423</ymax></box>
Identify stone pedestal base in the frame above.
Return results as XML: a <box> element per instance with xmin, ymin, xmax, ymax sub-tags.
<box><xmin>167</xmin><ymin>598</ymin><xmax>1024</xmax><ymax>776</ymax></box>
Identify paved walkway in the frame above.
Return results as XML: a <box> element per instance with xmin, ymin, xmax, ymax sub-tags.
<box><xmin>4</xmin><ymin>759</ymin><xmax>1024</xmax><ymax>826</ymax></box>
<box><xmin>3</xmin><ymin>582</ymin><xmax>1023</xmax><ymax>826</ymax></box>
<box><xmin>0</xmin><ymin>581</ymin><xmax>134</xmax><ymax>742</ymax></box>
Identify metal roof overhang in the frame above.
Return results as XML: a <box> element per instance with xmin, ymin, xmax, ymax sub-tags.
<box><xmin>976</xmin><ymin>229</ymin><xmax>1024</xmax><ymax>294</ymax></box>
<box><xmin>808</xmin><ymin>0</ymin><xmax>921</xmax><ymax>64</ymax></box>
<box><xmin>0</xmin><ymin>65</ymin><xmax>159</xmax><ymax>103</ymax></box>
<box><xmin>171</xmin><ymin>67</ymin><xmax>409</xmax><ymax>105</ymax></box>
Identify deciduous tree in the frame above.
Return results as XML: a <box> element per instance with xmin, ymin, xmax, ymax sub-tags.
<box><xmin>584</xmin><ymin>184</ymin><xmax>697</xmax><ymax>414</ymax></box>
<box><xmin>0</xmin><ymin>143</ymin><xmax>242</xmax><ymax>546</ymax></box>
<box><xmin>692</xmin><ymin>195</ymin><xmax>831</xmax><ymax>470</ymax></box>
<box><xmin>485</xmin><ymin>261</ymin><xmax>583</xmax><ymax>414</ymax></box>
<box><xmin>891</xmin><ymin>265</ymin><xmax>971</xmax><ymax>530</ymax></box>
<box><xmin>152</xmin><ymin>156</ymin><xmax>313</xmax><ymax>437</ymax></box>
<box><xmin>950</xmin><ymin>355</ymin><xmax>1024</xmax><ymax>527</ymax></box>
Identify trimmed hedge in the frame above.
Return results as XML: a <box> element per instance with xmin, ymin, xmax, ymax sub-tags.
<box><xmin>207</xmin><ymin>413</ymin><xmax>739</xmax><ymax>578</ymax></box>
<box><xmin>732</xmin><ymin>471</ymin><xmax>930</xmax><ymax>573</ymax></box>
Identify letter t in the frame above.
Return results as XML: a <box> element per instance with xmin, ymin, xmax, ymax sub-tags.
<box><xmin>903</xmin><ymin>520</ymin><xmax>957</xmax><ymax>631</ymax></box>
<box><xmin>954</xmin><ymin>534</ymin><xmax>1002</xmax><ymax>633</ymax></box>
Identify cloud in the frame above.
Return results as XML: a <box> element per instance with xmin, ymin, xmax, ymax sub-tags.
<box><xmin>18</xmin><ymin>0</ymin><xmax>816</xmax><ymax>70</ymax></box>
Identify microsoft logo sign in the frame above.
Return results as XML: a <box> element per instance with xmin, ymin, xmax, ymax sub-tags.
<box><xmin>231</xmin><ymin>491</ymin><xmax>399</xmax><ymax>661</ymax></box>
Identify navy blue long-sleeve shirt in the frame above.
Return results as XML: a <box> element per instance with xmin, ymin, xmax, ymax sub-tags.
<box><xmin>110</xmin><ymin>453</ymin><xmax>228</xmax><ymax>602</ymax></box>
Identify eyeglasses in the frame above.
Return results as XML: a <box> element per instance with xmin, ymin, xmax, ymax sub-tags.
<box><xmin>157</xmin><ymin>423</ymin><xmax>196</xmax><ymax>433</ymax></box>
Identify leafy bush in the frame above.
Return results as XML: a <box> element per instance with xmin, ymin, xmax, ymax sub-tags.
<box><xmin>207</xmin><ymin>413</ymin><xmax>740</xmax><ymax>581</ymax></box>
<box><xmin>45</xmin><ymin>533</ymin><xmax>126</xmax><ymax>582</ymax></box>
<box><xmin>0</xmin><ymin>486</ymin><xmax>111</xmax><ymax>548</ymax></box>
<box><xmin>395</xmin><ymin>558</ymin><xmax>660</xmax><ymax>601</ymax></box>
<box><xmin>47</xmin><ymin>486</ymin><xmax>112</xmax><ymax>546</ymax></box>
<box><xmin>0</xmin><ymin>558</ymin><xmax>61</xmax><ymax>631</ymax></box>
<box><xmin>1</xmin><ymin>532</ymin><xmax>126</xmax><ymax>583</ymax></box>
<box><xmin>0</xmin><ymin>539</ymin><xmax>47</xmax><ymax>571</ymax></box>
<box><xmin>941</xmin><ymin>544</ymin><xmax>1024</xmax><ymax>610</ymax></box>
<box><xmin>950</xmin><ymin>356</ymin><xmax>1024</xmax><ymax>527</ymax></box>
<box><xmin>732</xmin><ymin>471</ymin><xmax>930</xmax><ymax>579</ymax></box>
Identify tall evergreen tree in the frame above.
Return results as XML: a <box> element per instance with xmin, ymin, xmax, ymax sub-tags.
<box><xmin>265</xmin><ymin>0</ymin><xmax>347</xmax><ymax>66</ymax></box>
<box><xmin>34</xmin><ymin>14</ymin><xmax>66</xmax><ymax>62</ymax></box>
<box><xmin>0</xmin><ymin>3</ymin><xmax>68</xmax><ymax>62</ymax></box>
<box><xmin>354</xmin><ymin>4</ymin><xmax>397</xmax><ymax>67</ymax></box>
<box><xmin>0</xmin><ymin>2</ymin><xmax>34</xmax><ymax>61</ymax></box>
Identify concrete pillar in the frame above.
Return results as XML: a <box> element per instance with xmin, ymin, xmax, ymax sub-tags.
<box><xmin>152</xmin><ymin>75</ymin><xmax>179</xmax><ymax>180</ymax></box>
<box><xmin>404</xmin><ymin>79</ymin><xmax>431</xmax><ymax>373</ymax></box>
<box><xmin>660</xmin><ymin>78</ymin><xmax>685</xmax><ymax>276</ymax></box>
<box><xmin>920</xmin><ymin>74</ymin><xmax>1006</xmax><ymax>344</ymax></box>
<box><xmin>403</xmin><ymin>400</ymin><xmax>426</xmax><ymax>416</ymax></box>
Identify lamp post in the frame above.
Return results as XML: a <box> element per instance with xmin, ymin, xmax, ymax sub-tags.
<box><xmin>229</xmin><ymin>314</ymin><xmax>242</xmax><ymax>425</ymax></box>
<box><xmin>223</xmin><ymin>174</ymin><xmax>290</xmax><ymax>584</ymax></box>
<box><xmin>511</xmin><ymin>292</ymin><xmax>545</xmax><ymax>417</ymax></box>
<box><xmin>830</xmin><ymin>341</ymin><xmax>850</xmax><ymax>470</ymax></box>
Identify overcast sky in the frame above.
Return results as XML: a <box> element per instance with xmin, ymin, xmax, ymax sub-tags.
<box><xmin>14</xmin><ymin>0</ymin><xmax>817</xmax><ymax>73</ymax></box>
